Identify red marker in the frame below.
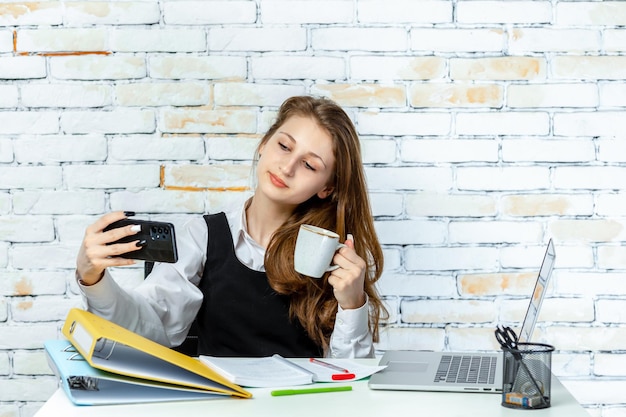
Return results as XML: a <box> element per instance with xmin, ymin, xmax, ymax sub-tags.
<box><xmin>331</xmin><ymin>373</ymin><xmax>356</xmax><ymax>380</ymax></box>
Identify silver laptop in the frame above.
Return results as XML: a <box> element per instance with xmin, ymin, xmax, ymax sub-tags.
<box><xmin>369</xmin><ymin>239</ymin><xmax>556</xmax><ymax>394</ymax></box>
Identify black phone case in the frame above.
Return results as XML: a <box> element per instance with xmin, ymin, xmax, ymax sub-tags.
<box><xmin>103</xmin><ymin>219</ymin><xmax>178</xmax><ymax>263</ymax></box>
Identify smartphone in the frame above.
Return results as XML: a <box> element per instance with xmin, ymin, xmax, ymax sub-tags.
<box><xmin>103</xmin><ymin>219</ymin><xmax>178</xmax><ymax>263</ymax></box>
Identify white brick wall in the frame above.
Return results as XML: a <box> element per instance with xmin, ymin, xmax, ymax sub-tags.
<box><xmin>1</xmin><ymin>0</ymin><xmax>625</xmax><ymax>415</ymax></box>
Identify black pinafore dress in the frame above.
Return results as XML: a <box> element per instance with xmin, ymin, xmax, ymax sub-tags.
<box><xmin>194</xmin><ymin>213</ymin><xmax>322</xmax><ymax>357</ymax></box>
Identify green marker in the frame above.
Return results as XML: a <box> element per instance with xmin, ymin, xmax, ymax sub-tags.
<box><xmin>271</xmin><ymin>386</ymin><xmax>353</xmax><ymax>396</ymax></box>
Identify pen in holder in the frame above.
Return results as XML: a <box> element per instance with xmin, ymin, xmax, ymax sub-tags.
<box><xmin>495</xmin><ymin>325</ymin><xmax>554</xmax><ymax>410</ymax></box>
<box><xmin>501</xmin><ymin>342</ymin><xmax>554</xmax><ymax>410</ymax></box>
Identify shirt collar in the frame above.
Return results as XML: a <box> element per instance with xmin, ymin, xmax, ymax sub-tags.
<box><xmin>237</xmin><ymin>198</ymin><xmax>264</xmax><ymax>253</ymax></box>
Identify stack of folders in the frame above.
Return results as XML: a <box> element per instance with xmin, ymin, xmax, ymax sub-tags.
<box><xmin>45</xmin><ymin>308</ymin><xmax>252</xmax><ymax>405</ymax></box>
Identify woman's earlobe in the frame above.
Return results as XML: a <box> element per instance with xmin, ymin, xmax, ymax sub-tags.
<box><xmin>317</xmin><ymin>186</ymin><xmax>334</xmax><ymax>199</ymax></box>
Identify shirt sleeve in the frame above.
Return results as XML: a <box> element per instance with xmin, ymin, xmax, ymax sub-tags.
<box><xmin>328</xmin><ymin>295</ymin><xmax>374</xmax><ymax>358</ymax></box>
<box><xmin>77</xmin><ymin>217</ymin><xmax>207</xmax><ymax>348</ymax></box>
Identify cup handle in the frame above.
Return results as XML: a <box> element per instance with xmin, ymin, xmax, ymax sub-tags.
<box><xmin>325</xmin><ymin>243</ymin><xmax>346</xmax><ymax>272</ymax></box>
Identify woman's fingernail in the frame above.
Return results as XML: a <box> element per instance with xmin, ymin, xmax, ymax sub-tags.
<box><xmin>136</xmin><ymin>239</ymin><xmax>147</xmax><ymax>248</ymax></box>
<box><xmin>130</xmin><ymin>225</ymin><xmax>141</xmax><ymax>233</ymax></box>
<box><xmin>347</xmin><ymin>233</ymin><xmax>354</xmax><ymax>241</ymax></box>
<box><xmin>124</xmin><ymin>211</ymin><xmax>136</xmax><ymax>217</ymax></box>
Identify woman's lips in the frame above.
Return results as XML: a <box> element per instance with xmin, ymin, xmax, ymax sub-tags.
<box><xmin>269</xmin><ymin>172</ymin><xmax>287</xmax><ymax>188</ymax></box>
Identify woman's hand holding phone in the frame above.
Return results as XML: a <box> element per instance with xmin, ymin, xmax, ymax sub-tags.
<box><xmin>76</xmin><ymin>212</ymin><xmax>178</xmax><ymax>286</ymax></box>
<box><xmin>77</xmin><ymin>211</ymin><xmax>140</xmax><ymax>286</ymax></box>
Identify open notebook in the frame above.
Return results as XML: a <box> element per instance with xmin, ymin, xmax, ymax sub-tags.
<box><xmin>369</xmin><ymin>239</ymin><xmax>556</xmax><ymax>394</ymax></box>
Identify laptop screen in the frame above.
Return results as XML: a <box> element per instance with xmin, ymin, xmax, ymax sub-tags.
<box><xmin>518</xmin><ymin>239</ymin><xmax>556</xmax><ymax>343</ymax></box>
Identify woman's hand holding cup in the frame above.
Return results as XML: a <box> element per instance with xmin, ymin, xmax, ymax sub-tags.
<box><xmin>294</xmin><ymin>225</ymin><xmax>366</xmax><ymax>310</ymax></box>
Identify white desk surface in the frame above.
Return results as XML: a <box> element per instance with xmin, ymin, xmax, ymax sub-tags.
<box><xmin>35</xmin><ymin>360</ymin><xmax>590</xmax><ymax>417</ymax></box>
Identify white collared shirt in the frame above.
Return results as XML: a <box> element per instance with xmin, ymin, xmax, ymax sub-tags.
<box><xmin>79</xmin><ymin>204</ymin><xmax>373</xmax><ymax>358</ymax></box>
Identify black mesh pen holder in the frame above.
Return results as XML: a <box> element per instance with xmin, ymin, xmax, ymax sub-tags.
<box><xmin>501</xmin><ymin>342</ymin><xmax>555</xmax><ymax>410</ymax></box>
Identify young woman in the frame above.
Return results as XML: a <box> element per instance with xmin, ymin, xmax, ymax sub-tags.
<box><xmin>76</xmin><ymin>96</ymin><xmax>386</xmax><ymax>358</ymax></box>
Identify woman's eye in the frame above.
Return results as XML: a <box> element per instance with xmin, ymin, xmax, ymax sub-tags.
<box><xmin>304</xmin><ymin>161</ymin><xmax>316</xmax><ymax>171</ymax></box>
<box><xmin>279</xmin><ymin>142</ymin><xmax>289</xmax><ymax>151</ymax></box>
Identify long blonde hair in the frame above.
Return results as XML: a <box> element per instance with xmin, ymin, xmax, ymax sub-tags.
<box><xmin>256</xmin><ymin>96</ymin><xmax>387</xmax><ymax>351</ymax></box>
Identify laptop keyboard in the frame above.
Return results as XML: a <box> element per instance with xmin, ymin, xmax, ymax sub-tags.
<box><xmin>434</xmin><ymin>355</ymin><xmax>497</xmax><ymax>385</ymax></box>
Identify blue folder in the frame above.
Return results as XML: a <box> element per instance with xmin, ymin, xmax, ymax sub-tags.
<box><xmin>44</xmin><ymin>339</ymin><xmax>223</xmax><ymax>405</ymax></box>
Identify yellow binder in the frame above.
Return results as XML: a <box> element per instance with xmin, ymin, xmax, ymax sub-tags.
<box><xmin>61</xmin><ymin>308</ymin><xmax>252</xmax><ymax>399</ymax></box>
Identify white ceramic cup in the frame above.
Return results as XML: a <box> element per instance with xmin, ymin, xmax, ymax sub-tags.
<box><xmin>294</xmin><ymin>224</ymin><xmax>346</xmax><ymax>278</ymax></box>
